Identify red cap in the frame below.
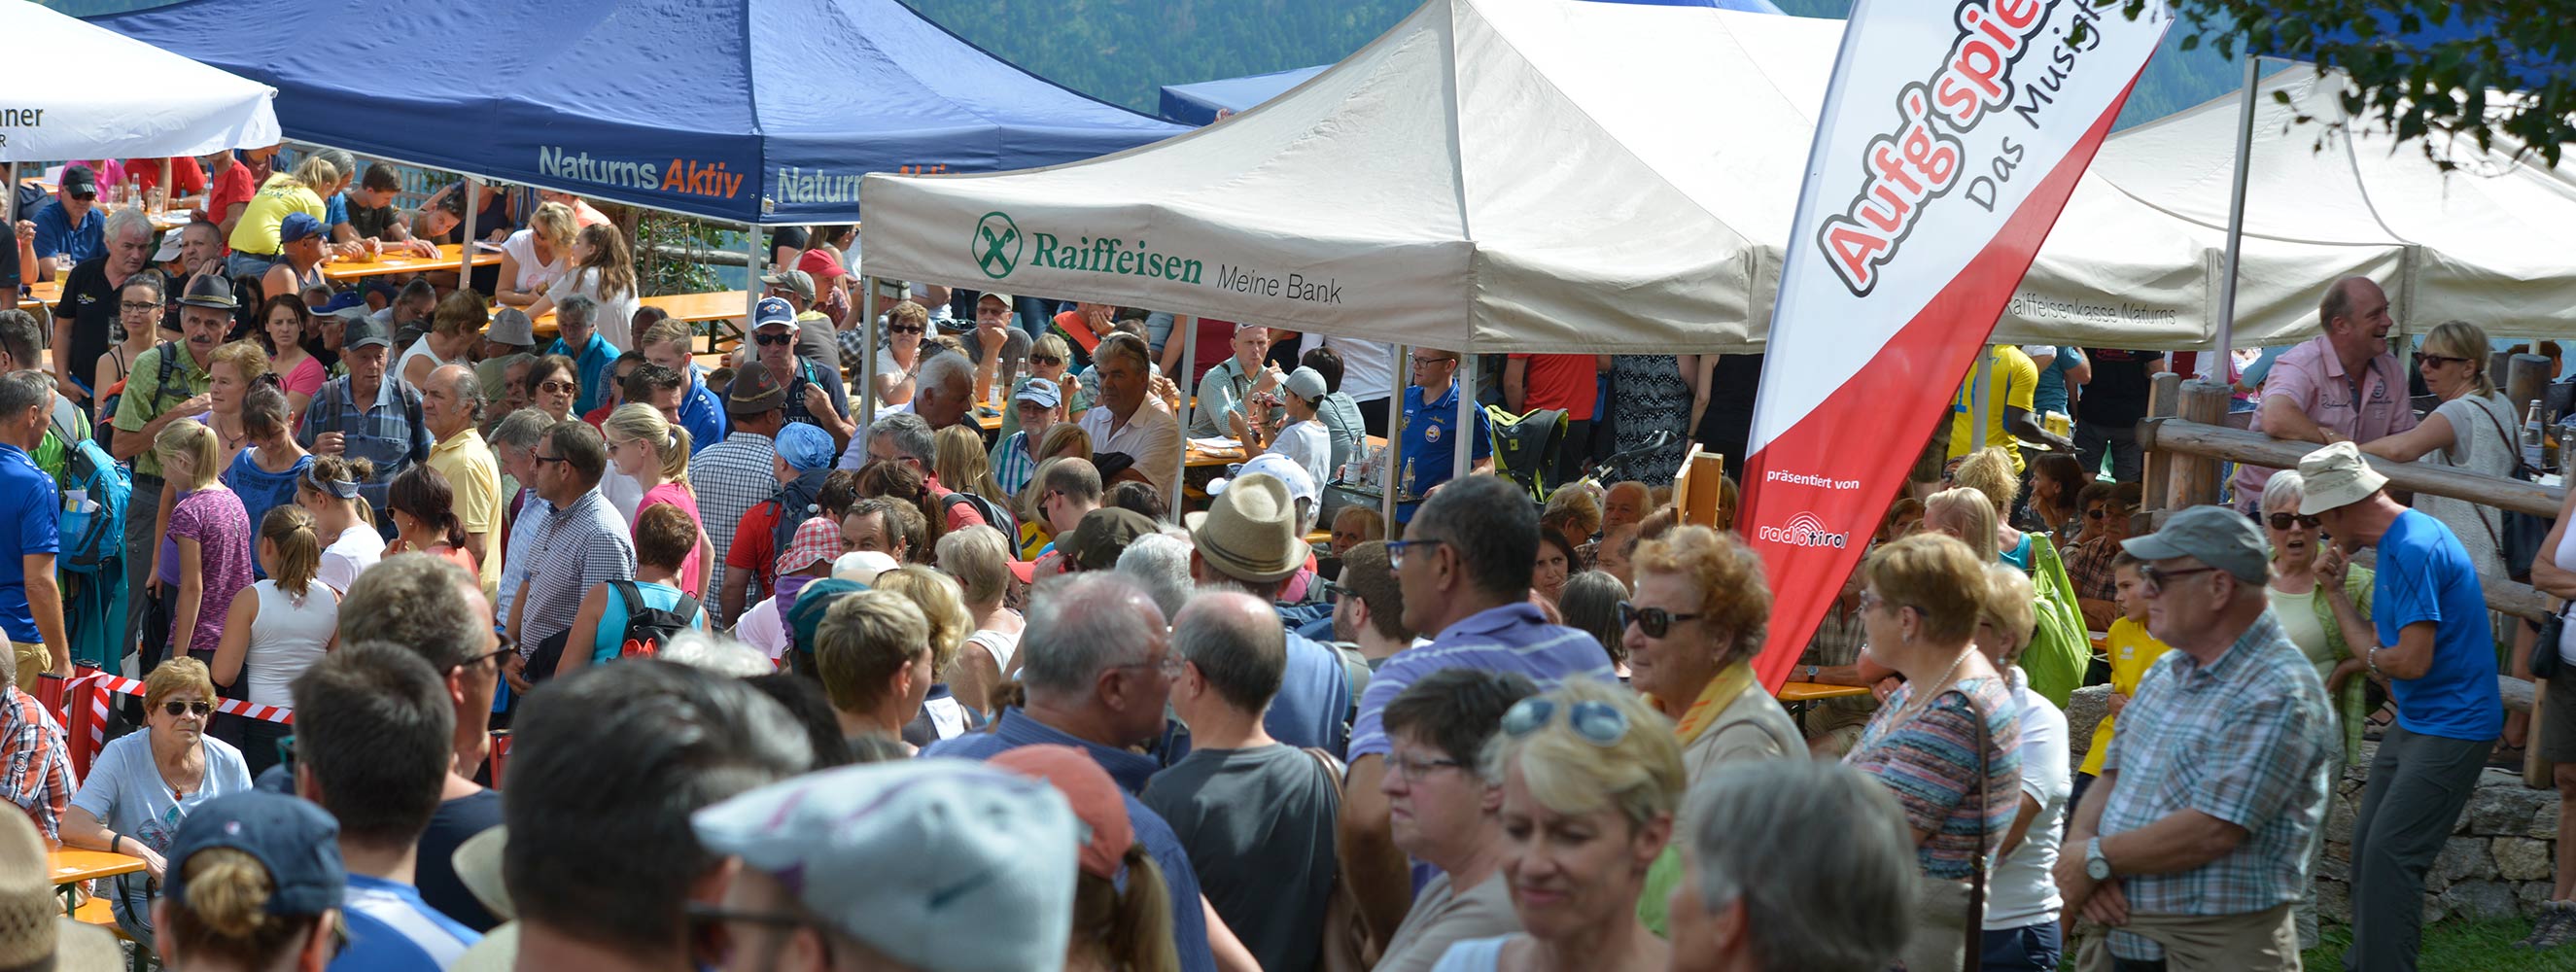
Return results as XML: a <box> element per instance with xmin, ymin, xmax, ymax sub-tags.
<box><xmin>989</xmin><ymin>746</ymin><xmax>1131</xmax><ymax>879</ymax></box>
<box><xmin>797</xmin><ymin>248</ymin><xmax>846</xmax><ymax>281</ymax></box>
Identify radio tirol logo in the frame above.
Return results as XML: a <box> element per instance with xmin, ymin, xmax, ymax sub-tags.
<box><xmin>970</xmin><ymin>211</ymin><xmax>1205</xmax><ymax>285</ymax></box>
<box><xmin>1757</xmin><ymin>511</ymin><xmax>1850</xmax><ymax>549</ymax></box>
<box><xmin>1817</xmin><ymin>0</ymin><xmax>2104</xmax><ymax>295</ymax></box>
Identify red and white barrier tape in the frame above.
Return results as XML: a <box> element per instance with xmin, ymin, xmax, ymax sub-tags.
<box><xmin>68</xmin><ymin>671</ymin><xmax>294</xmax><ymax>751</ymax></box>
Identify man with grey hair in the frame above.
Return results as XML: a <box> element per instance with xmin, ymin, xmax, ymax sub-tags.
<box><xmin>0</xmin><ymin>370</ymin><xmax>68</xmax><ymax>685</ymax></box>
<box><xmin>543</xmin><ymin>293</ymin><xmax>617</xmax><ymax>416</ymax></box>
<box><xmin>922</xmin><ymin>572</ymin><xmax>1222</xmax><ymax>972</ymax></box>
<box><xmin>1144</xmin><ymin>590</ymin><xmax>1340</xmax><ymax>972</ymax></box>
<box><xmin>423</xmin><ymin>363</ymin><xmax>503</xmax><ymax>600</ymax></box>
<box><xmin>913</xmin><ymin>350</ymin><xmax>977</xmax><ymax>432</ymax></box>
<box><xmin>336</xmin><ymin>552</ymin><xmax>509</xmax><ymax>931</ymax></box>
<box><xmin>2056</xmin><ymin>504</ymin><xmax>2335</xmax><ymax>971</ymax></box>
<box><xmin>488</xmin><ymin>408</ymin><xmax>557</xmax><ymax>632</ymax></box>
<box><xmin>49</xmin><ymin>205</ymin><xmax>155</xmax><ymax>407</ymax></box>
<box><xmin>1114</xmin><ymin>533</ymin><xmax>1196</xmax><ymax>620</ymax></box>
<box><xmin>849</xmin><ymin>409</ymin><xmax>992</xmax><ymax>535</ymax></box>
<box><xmin>1666</xmin><ymin>760</ymin><xmax>1917</xmax><ymax>972</ymax></box>
<box><xmin>1079</xmin><ymin>331</ymin><xmax>1182</xmax><ymax>503</ymax></box>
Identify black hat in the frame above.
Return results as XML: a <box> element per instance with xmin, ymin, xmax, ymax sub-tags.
<box><xmin>342</xmin><ymin>316</ymin><xmax>392</xmax><ymax>350</ymax></box>
<box><xmin>57</xmin><ymin>165</ymin><xmax>97</xmax><ymax>198</ymax></box>
<box><xmin>176</xmin><ymin>273</ymin><xmax>237</xmax><ymax>310</ymax></box>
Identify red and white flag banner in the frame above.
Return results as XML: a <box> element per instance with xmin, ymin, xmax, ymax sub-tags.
<box><xmin>1741</xmin><ymin>0</ymin><xmax>2170</xmax><ymax>689</ymax></box>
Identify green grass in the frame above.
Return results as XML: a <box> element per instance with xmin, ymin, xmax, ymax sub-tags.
<box><xmin>2062</xmin><ymin>919</ymin><xmax>2576</xmax><ymax>971</ymax></box>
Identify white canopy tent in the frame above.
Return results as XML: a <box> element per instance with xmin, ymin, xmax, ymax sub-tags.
<box><xmin>1</xmin><ymin>3</ymin><xmax>280</xmax><ymax>163</ymax></box>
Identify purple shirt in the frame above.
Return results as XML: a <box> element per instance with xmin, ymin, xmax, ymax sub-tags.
<box><xmin>159</xmin><ymin>486</ymin><xmax>255</xmax><ymax>656</ymax></box>
<box><xmin>1347</xmin><ymin>603</ymin><xmax>1619</xmax><ymax>760</ymax></box>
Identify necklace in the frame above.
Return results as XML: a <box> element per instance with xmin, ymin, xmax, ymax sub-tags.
<box><xmin>1893</xmin><ymin>650</ymin><xmax>1971</xmax><ymax>723</ymax></box>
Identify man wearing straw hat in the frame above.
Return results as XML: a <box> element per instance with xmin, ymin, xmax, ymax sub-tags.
<box><xmin>1186</xmin><ymin>472</ymin><xmax>1351</xmax><ymax>755</ymax></box>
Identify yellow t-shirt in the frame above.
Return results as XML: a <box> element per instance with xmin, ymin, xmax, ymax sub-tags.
<box><xmin>227</xmin><ymin>175</ymin><xmax>327</xmax><ymax>256</ymax></box>
<box><xmin>2078</xmin><ymin>616</ymin><xmax>2175</xmax><ymax>777</ymax></box>
<box><xmin>1948</xmin><ymin>344</ymin><xmax>2040</xmax><ymax>475</ymax></box>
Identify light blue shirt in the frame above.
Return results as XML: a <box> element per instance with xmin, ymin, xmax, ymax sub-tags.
<box><xmin>1348</xmin><ymin>603</ymin><xmax>1617</xmax><ymax>760</ymax></box>
<box><xmin>69</xmin><ymin>730</ymin><xmax>253</xmax><ymax>930</ymax></box>
<box><xmin>330</xmin><ymin>874</ymin><xmax>479</xmax><ymax>972</ymax></box>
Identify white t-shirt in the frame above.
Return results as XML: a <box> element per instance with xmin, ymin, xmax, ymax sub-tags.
<box><xmin>966</xmin><ymin>627</ymin><xmax>1020</xmax><ymax>674</ymax></box>
<box><xmin>500</xmin><ymin>229</ymin><xmax>566</xmax><ymax>295</ymax></box>
<box><xmin>1987</xmin><ymin>668</ymin><xmax>2071</xmax><ymax>929</ymax></box>
<box><xmin>317</xmin><ymin>524</ymin><xmax>386</xmax><ymax>595</ymax></box>
<box><xmin>245</xmin><ymin>579</ymin><xmax>338</xmax><ymax>708</ymax></box>
<box><xmin>738</xmin><ymin>595</ymin><xmax>789</xmax><ymax>659</ymax></box>
<box><xmin>1268</xmin><ymin>419</ymin><xmax>1331</xmax><ymax>492</ymax></box>
<box><xmin>1301</xmin><ymin>335</ymin><xmax>1396</xmax><ymax>403</ymax></box>
<box><xmin>396</xmin><ymin>336</ymin><xmax>463</xmax><ymax>391</ymax></box>
<box><xmin>545</xmin><ymin>267</ymin><xmax>644</xmax><ymax>351</ymax></box>
<box><xmin>600</xmin><ymin>469</ymin><xmax>644</xmax><ymax>522</ymax></box>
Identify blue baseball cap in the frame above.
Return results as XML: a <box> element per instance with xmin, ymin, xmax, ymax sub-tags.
<box><xmin>164</xmin><ymin>792</ymin><xmax>346</xmax><ymax>919</ymax></box>
<box><xmin>753</xmin><ymin>295</ymin><xmax>797</xmax><ymax>330</ymax></box>
<box><xmin>773</xmin><ymin>422</ymin><xmax>836</xmax><ymax>473</ymax></box>
<box><xmin>278</xmin><ymin>212</ymin><xmax>327</xmax><ymax>244</ymax></box>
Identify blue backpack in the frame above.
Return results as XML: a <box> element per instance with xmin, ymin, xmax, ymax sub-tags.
<box><xmin>58</xmin><ymin>437</ymin><xmax>129</xmax><ymax>574</ymax></box>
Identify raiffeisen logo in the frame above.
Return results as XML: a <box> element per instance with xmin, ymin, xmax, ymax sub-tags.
<box><xmin>967</xmin><ymin>211</ymin><xmax>1206</xmax><ymax>285</ymax></box>
<box><xmin>1758</xmin><ymin>512</ymin><xmax>1849</xmax><ymax>549</ymax></box>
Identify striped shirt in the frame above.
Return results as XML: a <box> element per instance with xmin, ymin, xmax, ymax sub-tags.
<box><xmin>687</xmin><ymin>433</ymin><xmax>780</xmax><ymax>622</ymax></box>
<box><xmin>1348</xmin><ymin>603</ymin><xmax>1619</xmax><ymax>760</ymax></box>
<box><xmin>1844</xmin><ymin>674</ymin><xmax>2022</xmax><ymax>882</ymax></box>
<box><xmin>993</xmin><ymin>430</ymin><xmax>1037</xmax><ymax>496</ymax></box>
<box><xmin>2098</xmin><ymin>609</ymin><xmax>2333</xmax><ymax>958</ymax></box>
<box><xmin>0</xmin><ymin>686</ymin><xmax>72</xmax><ymax>842</ymax></box>
<box><xmin>333</xmin><ymin>874</ymin><xmax>479</xmax><ymax>971</ymax></box>
<box><xmin>511</xmin><ymin>490</ymin><xmax>635</xmax><ymax>649</ymax></box>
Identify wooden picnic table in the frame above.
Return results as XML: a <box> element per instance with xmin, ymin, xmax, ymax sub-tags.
<box><xmin>50</xmin><ymin>847</ymin><xmax>146</xmax><ymax>887</ymax></box>
<box><xmin>19</xmin><ymin>278</ymin><xmax>62</xmax><ymax>312</ymax></box>
<box><xmin>321</xmin><ymin>243</ymin><xmax>497</xmax><ymax>282</ymax></box>
<box><xmin>1776</xmin><ymin>680</ymin><xmax>1872</xmax><ymax>734</ymax></box>
<box><xmin>535</xmin><ymin>291</ymin><xmax>750</xmax><ymax>352</ymax></box>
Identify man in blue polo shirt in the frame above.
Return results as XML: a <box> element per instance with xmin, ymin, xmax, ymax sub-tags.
<box><xmin>2299</xmin><ymin>441</ymin><xmax>2498</xmax><ymax>972</ymax></box>
<box><xmin>923</xmin><ymin>572</ymin><xmax>1221</xmax><ymax>972</ymax></box>
<box><xmin>1339</xmin><ymin>472</ymin><xmax>1616</xmax><ymax>944</ymax></box>
<box><xmin>1397</xmin><ymin>347</ymin><xmax>1490</xmax><ymax>525</ymax></box>
<box><xmin>0</xmin><ymin>371</ymin><xmax>66</xmax><ymax>687</ymax></box>
<box><xmin>29</xmin><ymin>165</ymin><xmax>104</xmax><ymax>279</ymax></box>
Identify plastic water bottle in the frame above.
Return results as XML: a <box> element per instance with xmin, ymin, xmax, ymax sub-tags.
<box><xmin>2523</xmin><ymin>400</ymin><xmax>2547</xmax><ymax>470</ymax></box>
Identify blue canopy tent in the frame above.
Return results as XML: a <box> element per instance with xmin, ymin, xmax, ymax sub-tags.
<box><xmin>88</xmin><ymin>0</ymin><xmax>1185</xmax><ymax>226</ymax></box>
<box><xmin>1158</xmin><ymin>66</ymin><xmax>1328</xmax><ymax>125</ymax></box>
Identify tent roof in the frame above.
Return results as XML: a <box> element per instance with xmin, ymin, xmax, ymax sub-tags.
<box><xmin>1158</xmin><ymin>67</ymin><xmax>1329</xmax><ymax>126</ymax></box>
<box><xmin>88</xmin><ymin>0</ymin><xmax>1182</xmax><ymax>225</ymax></box>
<box><xmin>3</xmin><ymin>3</ymin><xmax>277</xmax><ymax>163</ymax></box>
<box><xmin>861</xmin><ymin>0</ymin><xmax>1847</xmax><ymax>354</ymax></box>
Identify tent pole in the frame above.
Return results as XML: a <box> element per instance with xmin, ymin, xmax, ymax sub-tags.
<box><xmin>857</xmin><ymin>276</ymin><xmax>878</xmax><ymax>430</ymax></box>
<box><xmin>1454</xmin><ymin>353</ymin><xmax>1476</xmax><ymax>483</ymax></box>
<box><xmin>1968</xmin><ymin>348</ymin><xmax>1992</xmax><ymax>451</ymax></box>
<box><xmin>1174</xmin><ymin>319</ymin><xmax>1199</xmax><ymax>527</ymax></box>
<box><xmin>1382</xmin><ymin>343</ymin><xmax>1408</xmax><ymax>530</ymax></box>
<box><xmin>740</xmin><ymin>226</ymin><xmax>759</xmax><ymax>358</ymax></box>
<box><xmin>2214</xmin><ymin>54</ymin><xmax>2260</xmax><ymax>368</ymax></box>
<box><xmin>456</xmin><ymin>176</ymin><xmax>479</xmax><ymax>285</ymax></box>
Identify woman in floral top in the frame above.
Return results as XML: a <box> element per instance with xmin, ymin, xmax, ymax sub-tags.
<box><xmin>1843</xmin><ymin>533</ymin><xmax>2024</xmax><ymax>972</ymax></box>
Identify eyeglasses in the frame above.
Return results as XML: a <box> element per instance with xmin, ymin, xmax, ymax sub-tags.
<box><xmin>685</xmin><ymin>902</ymin><xmax>820</xmax><ymax>967</ymax></box>
<box><xmin>754</xmin><ymin>332</ymin><xmax>796</xmax><ymax>346</ymax></box>
<box><xmin>1385</xmin><ymin>750</ymin><xmax>1464</xmax><ymax>781</ymax></box>
<box><xmin>1618</xmin><ymin>601</ymin><xmax>1703</xmax><ymax>639</ymax></box>
<box><xmin>1410</xmin><ymin>357</ymin><xmax>1458</xmax><ymax>370</ymax></box>
<box><xmin>1857</xmin><ymin>588</ymin><xmax>1914</xmax><ymax>616</ymax></box>
<box><xmin>119</xmin><ymin>301</ymin><xmax>161</xmax><ymax>313</ymax></box>
<box><xmin>888</xmin><ymin>324</ymin><xmax>924</xmax><ymax>335</ymax></box>
<box><xmin>456</xmin><ymin>642</ymin><xmax>511</xmax><ymax>672</ymax></box>
<box><xmin>2268</xmin><ymin>512</ymin><xmax>2322</xmax><ymax>531</ymax></box>
<box><xmin>1384</xmin><ymin>537</ymin><xmax>1449</xmax><ymax>570</ymax></box>
<box><xmin>69</xmin><ymin>192</ymin><xmax>96</xmax><ymax>202</ymax></box>
<box><xmin>2136</xmin><ymin>564</ymin><xmax>2221</xmax><ymax>596</ymax></box>
<box><xmin>1501</xmin><ymin>696</ymin><xmax>1631</xmax><ymax>747</ymax></box>
<box><xmin>1314</xmin><ymin>579</ymin><xmax>1345</xmax><ymax>606</ymax></box>
<box><xmin>1028</xmin><ymin>355</ymin><xmax>1063</xmax><ymax>366</ymax></box>
<box><xmin>534</xmin><ymin>454</ymin><xmax>568</xmax><ymax>465</ymax></box>
<box><xmin>162</xmin><ymin>700</ymin><xmax>212</xmax><ymax>717</ymax></box>
<box><xmin>537</xmin><ymin>380</ymin><xmax>576</xmax><ymax>395</ymax></box>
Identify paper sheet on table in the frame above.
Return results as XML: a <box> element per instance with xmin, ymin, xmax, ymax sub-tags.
<box><xmin>1189</xmin><ymin>437</ymin><xmax>1242</xmax><ymax>451</ymax></box>
<box><xmin>472</xmin><ymin>241</ymin><xmax>504</xmax><ymax>253</ymax></box>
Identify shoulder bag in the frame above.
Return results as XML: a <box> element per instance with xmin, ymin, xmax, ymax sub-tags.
<box><xmin>1303</xmin><ymin>746</ymin><xmax>1373</xmax><ymax>972</ymax></box>
<box><xmin>2465</xmin><ymin>399</ymin><xmax>2551</xmax><ymax>582</ymax></box>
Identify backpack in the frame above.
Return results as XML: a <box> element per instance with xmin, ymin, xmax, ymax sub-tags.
<box><xmin>96</xmin><ymin>341</ymin><xmax>186</xmax><ymax>435</ymax></box>
<box><xmin>605</xmin><ymin>580</ymin><xmax>701</xmax><ymax>662</ymax></box>
<box><xmin>57</xmin><ymin>437</ymin><xmax>129</xmax><ymax>574</ymax></box>
<box><xmin>765</xmin><ymin>469</ymin><xmax>832</xmax><ymax>568</ymax></box>
<box><xmin>1483</xmin><ymin>404</ymin><xmax>1567</xmax><ymax>503</ymax></box>
<box><xmin>942</xmin><ymin>490</ymin><xmax>1014</xmax><ymax>538</ymax></box>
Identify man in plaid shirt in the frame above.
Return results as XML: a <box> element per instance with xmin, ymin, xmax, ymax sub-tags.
<box><xmin>2056</xmin><ymin>506</ymin><xmax>2335</xmax><ymax>970</ymax></box>
<box><xmin>1</xmin><ymin>666</ymin><xmax>74</xmax><ymax>841</ymax></box>
<box><xmin>990</xmin><ymin>377</ymin><xmax>1062</xmax><ymax>496</ymax></box>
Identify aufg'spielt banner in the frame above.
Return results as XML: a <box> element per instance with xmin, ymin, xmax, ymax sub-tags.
<box><xmin>1740</xmin><ymin>0</ymin><xmax>2170</xmax><ymax>689</ymax></box>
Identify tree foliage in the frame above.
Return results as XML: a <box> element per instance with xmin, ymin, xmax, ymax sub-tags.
<box><xmin>904</xmin><ymin>0</ymin><xmax>1415</xmax><ymax>115</ymax></box>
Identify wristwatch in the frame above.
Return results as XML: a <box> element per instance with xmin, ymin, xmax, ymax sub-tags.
<box><xmin>2085</xmin><ymin>836</ymin><xmax>2112</xmax><ymax>881</ymax></box>
<box><xmin>1804</xmin><ymin>665</ymin><xmax>1821</xmax><ymax>679</ymax></box>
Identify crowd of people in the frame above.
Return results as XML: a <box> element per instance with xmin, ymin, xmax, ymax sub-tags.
<box><xmin>0</xmin><ymin>152</ymin><xmax>2563</xmax><ymax>972</ymax></box>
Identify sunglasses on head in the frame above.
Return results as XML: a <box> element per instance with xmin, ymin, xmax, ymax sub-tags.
<box><xmin>754</xmin><ymin>332</ymin><xmax>795</xmax><ymax>346</ymax></box>
<box><xmin>1618</xmin><ymin>601</ymin><xmax>1703</xmax><ymax>638</ymax></box>
<box><xmin>163</xmin><ymin>700</ymin><xmax>212</xmax><ymax>717</ymax></box>
<box><xmin>1501</xmin><ymin>696</ymin><xmax>1631</xmax><ymax>746</ymax></box>
<box><xmin>2268</xmin><ymin>512</ymin><xmax>2321</xmax><ymax>530</ymax></box>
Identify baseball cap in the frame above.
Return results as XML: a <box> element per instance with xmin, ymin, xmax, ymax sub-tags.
<box><xmin>753</xmin><ymin>295</ymin><xmax>796</xmax><ymax>330</ymax></box>
<box><xmin>759</xmin><ymin>268</ymin><xmax>816</xmax><ymax>303</ymax></box>
<box><xmin>691</xmin><ymin>758</ymin><xmax>1080</xmax><ymax>972</ymax></box>
<box><xmin>341</xmin><ymin>315</ymin><xmax>392</xmax><ymax>350</ymax></box>
<box><xmin>486</xmin><ymin>307</ymin><xmax>536</xmax><ymax>346</ymax></box>
<box><xmin>177</xmin><ymin>272</ymin><xmax>238</xmax><ymax>310</ymax></box>
<box><xmin>832</xmin><ymin>550</ymin><xmax>900</xmax><ymax>586</ymax></box>
<box><xmin>153</xmin><ymin>231</ymin><xmax>186</xmax><ymax>263</ymax></box>
<box><xmin>278</xmin><ymin>212</ymin><xmax>327</xmax><ymax>244</ymax></box>
<box><xmin>975</xmin><ymin>291</ymin><xmax>1014</xmax><ymax>311</ymax></box>
<box><xmin>777</xmin><ymin>514</ymin><xmax>845</xmax><ymax>577</ymax></box>
<box><xmin>1186</xmin><ymin>473</ymin><xmax>1303</xmax><ymax>582</ymax></box>
<box><xmin>2296</xmin><ymin>440</ymin><xmax>2390</xmax><ymax>516</ymax></box>
<box><xmin>1067</xmin><ymin>507</ymin><xmax>1158</xmax><ymax>572</ymax></box>
<box><xmin>1209</xmin><ymin>453</ymin><xmax>1317</xmax><ymax>511</ymax></box>
<box><xmin>727</xmin><ymin>361</ymin><xmax>786</xmax><ymax>416</ymax></box>
<box><xmin>796</xmin><ymin>248</ymin><xmax>847</xmax><ymax>281</ymax></box>
<box><xmin>988</xmin><ymin>746</ymin><xmax>1130</xmax><ymax>880</ymax></box>
<box><xmin>788</xmin><ymin>577</ymin><xmax>868</xmax><ymax>655</ymax></box>
<box><xmin>164</xmin><ymin>792</ymin><xmax>347</xmax><ymax>920</ymax></box>
<box><xmin>1012</xmin><ymin>376</ymin><xmax>1062</xmax><ymax>410</ymax></box>
<box><xmin>57</xmin><ymin>165</ymin><xmax>96</xmax><ymax>198</ymax></box>
<box><xmin>2119</xmin><ymin>504</ymin><xmax>2270</xmax><ymax>584</ymax></box>
<box><xmin>773</xmin><ymin>422</ymin><xmax>836</xmax><ymax>473</ymax></box>
<box><xmin>1283</xmin><ymin>365</ymin><xmax>1327</xmax><ymax>404</ymax></box>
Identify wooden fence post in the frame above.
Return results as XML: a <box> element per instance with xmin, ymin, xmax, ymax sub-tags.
<box><xmin>2140</xmin><ymin>371</ymin><xmax>2182</xmax><ymax>519</ymax></box>
<box><xmin>2507</xmin><ymin>353</ymin><xmax>2551</xmax><ymax>423</ymax></box>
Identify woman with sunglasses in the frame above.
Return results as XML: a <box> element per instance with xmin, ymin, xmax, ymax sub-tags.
<box><xmin>60</xmin><ymin>657</ymin><xmax>257</xmax><ymax>948</ymax></box>
<box><xmin>1842</xmin><ymin>533</ymin><xmax>2022</xmax><ymax>972</ymax></box>
<box><xmin>2259</xmin><ymin>471</ymin><xmax>2372</xmax><ymax>768</ymax></box>
<box><xmin>523</xmin><ymin>354</ymin><xmax>581</xmax><ymax>423</ymax></box>
<box><xmin>2360</xmin><ymin>320</ymin><xmax>2517</xmax><ymax>585</ymax></box>
<box><xmin>870</xmin><ymin>300</ymin><xmax>932</xmax><ymax>412</ymax></box>
<box><xmin>1430</xmin><ymin>678</ymin><xmax>1684</xmax><ymax>972</ymax></box>
<box><xmin>152</xmin><ymin>790</ymin><xmax>347</xmax><ymax>972</ymax></box>
<box><xmin>1624</xmin><ymin>525</ymin><xmax>1798</xmax><ymax>775</ymax></box>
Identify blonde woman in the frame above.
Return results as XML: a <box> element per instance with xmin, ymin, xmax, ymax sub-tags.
<box><xmin>224</xmin><ymin>154</ymin><xmax>334</xmax><ymax>279</ymax></box>
<box><xmin>1017</xmin><ymin>456</ymin><xmax>1064</xmax><ymax>560</ymax></box>
<box><xmin>1035</xmin><ymin>420</ymin><xmax>1092</xmax><ymax>467</ymax></box>
<box><xmin>209</xmin><ymin>505</ymin><xmax>338</xmax><ymax>777</ymax></box>
<box><xmin>2361</xmin><ymin>319</ymin><xmax>2517</xmax><ymax>577</ymax></box>
<box><xmin>296</xmin><ymin>455</ymin><xmax>381</xmax><ymax>596</ymax></box>
<box><xmin>527</xmin><ymin>223</ymin><xmax>643</xmax><ymax>348</ymax></box>
<box><xmin>149</xmin><ymin>420</ymin><xmax>256</xmax><ymax>684</ymax></box>
<box><xmin>1969</xmin><ymin>565</ymin><xmax>2071</xmax><ymax>970</ymax></box>
<box><xmin>197</xmin><ymin>340</ymin><xmax>272</xmax><ymax>473</ymax></box>
<box><xmin>605</xmin><ymin>402</ymin><xmax>711</xmax><ymax>597</ymax></box>
<box><xmin>495</xmin><ymin>200</ymin><xmax>574</xmax><ymax>307</ymax></box>
<box><xmin>151</xmin><ymin>790</ymin><xmax>346</xmax><ymax>972</ymax></box>
<box><xmin>935</xmin><ymin>525</ymin><xmax>1023</xmax><ymax>720</ymax></box>
<box><xmin>1430</xmin><ymin>679</ymin><xmax>1685</xmax><ymax>972</ymax></box>
<box><xmin>58</xmin><ymin>657</ymin><xmax>256</xmax><ymax>946</ymax></box>
<box><xmin>869</xmin><ymin>565</ymin><xmax>976</xmax><ymax>744</ymax></box>
<box><xmin>1937</xmin><ymin>459</ymin><xmax>2089</xmax><ymax>707</ymax></box>
<box><xmin>932</xmin><ymin>423</ymin><xmax>1006</xmax><ymax>510</ymax></box>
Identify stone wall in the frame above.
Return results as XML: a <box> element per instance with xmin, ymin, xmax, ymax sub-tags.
<box><xmin>2312</xmin><ymin>741</ymin><xmax>2564</xmax><ymax>925</ymax></box>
